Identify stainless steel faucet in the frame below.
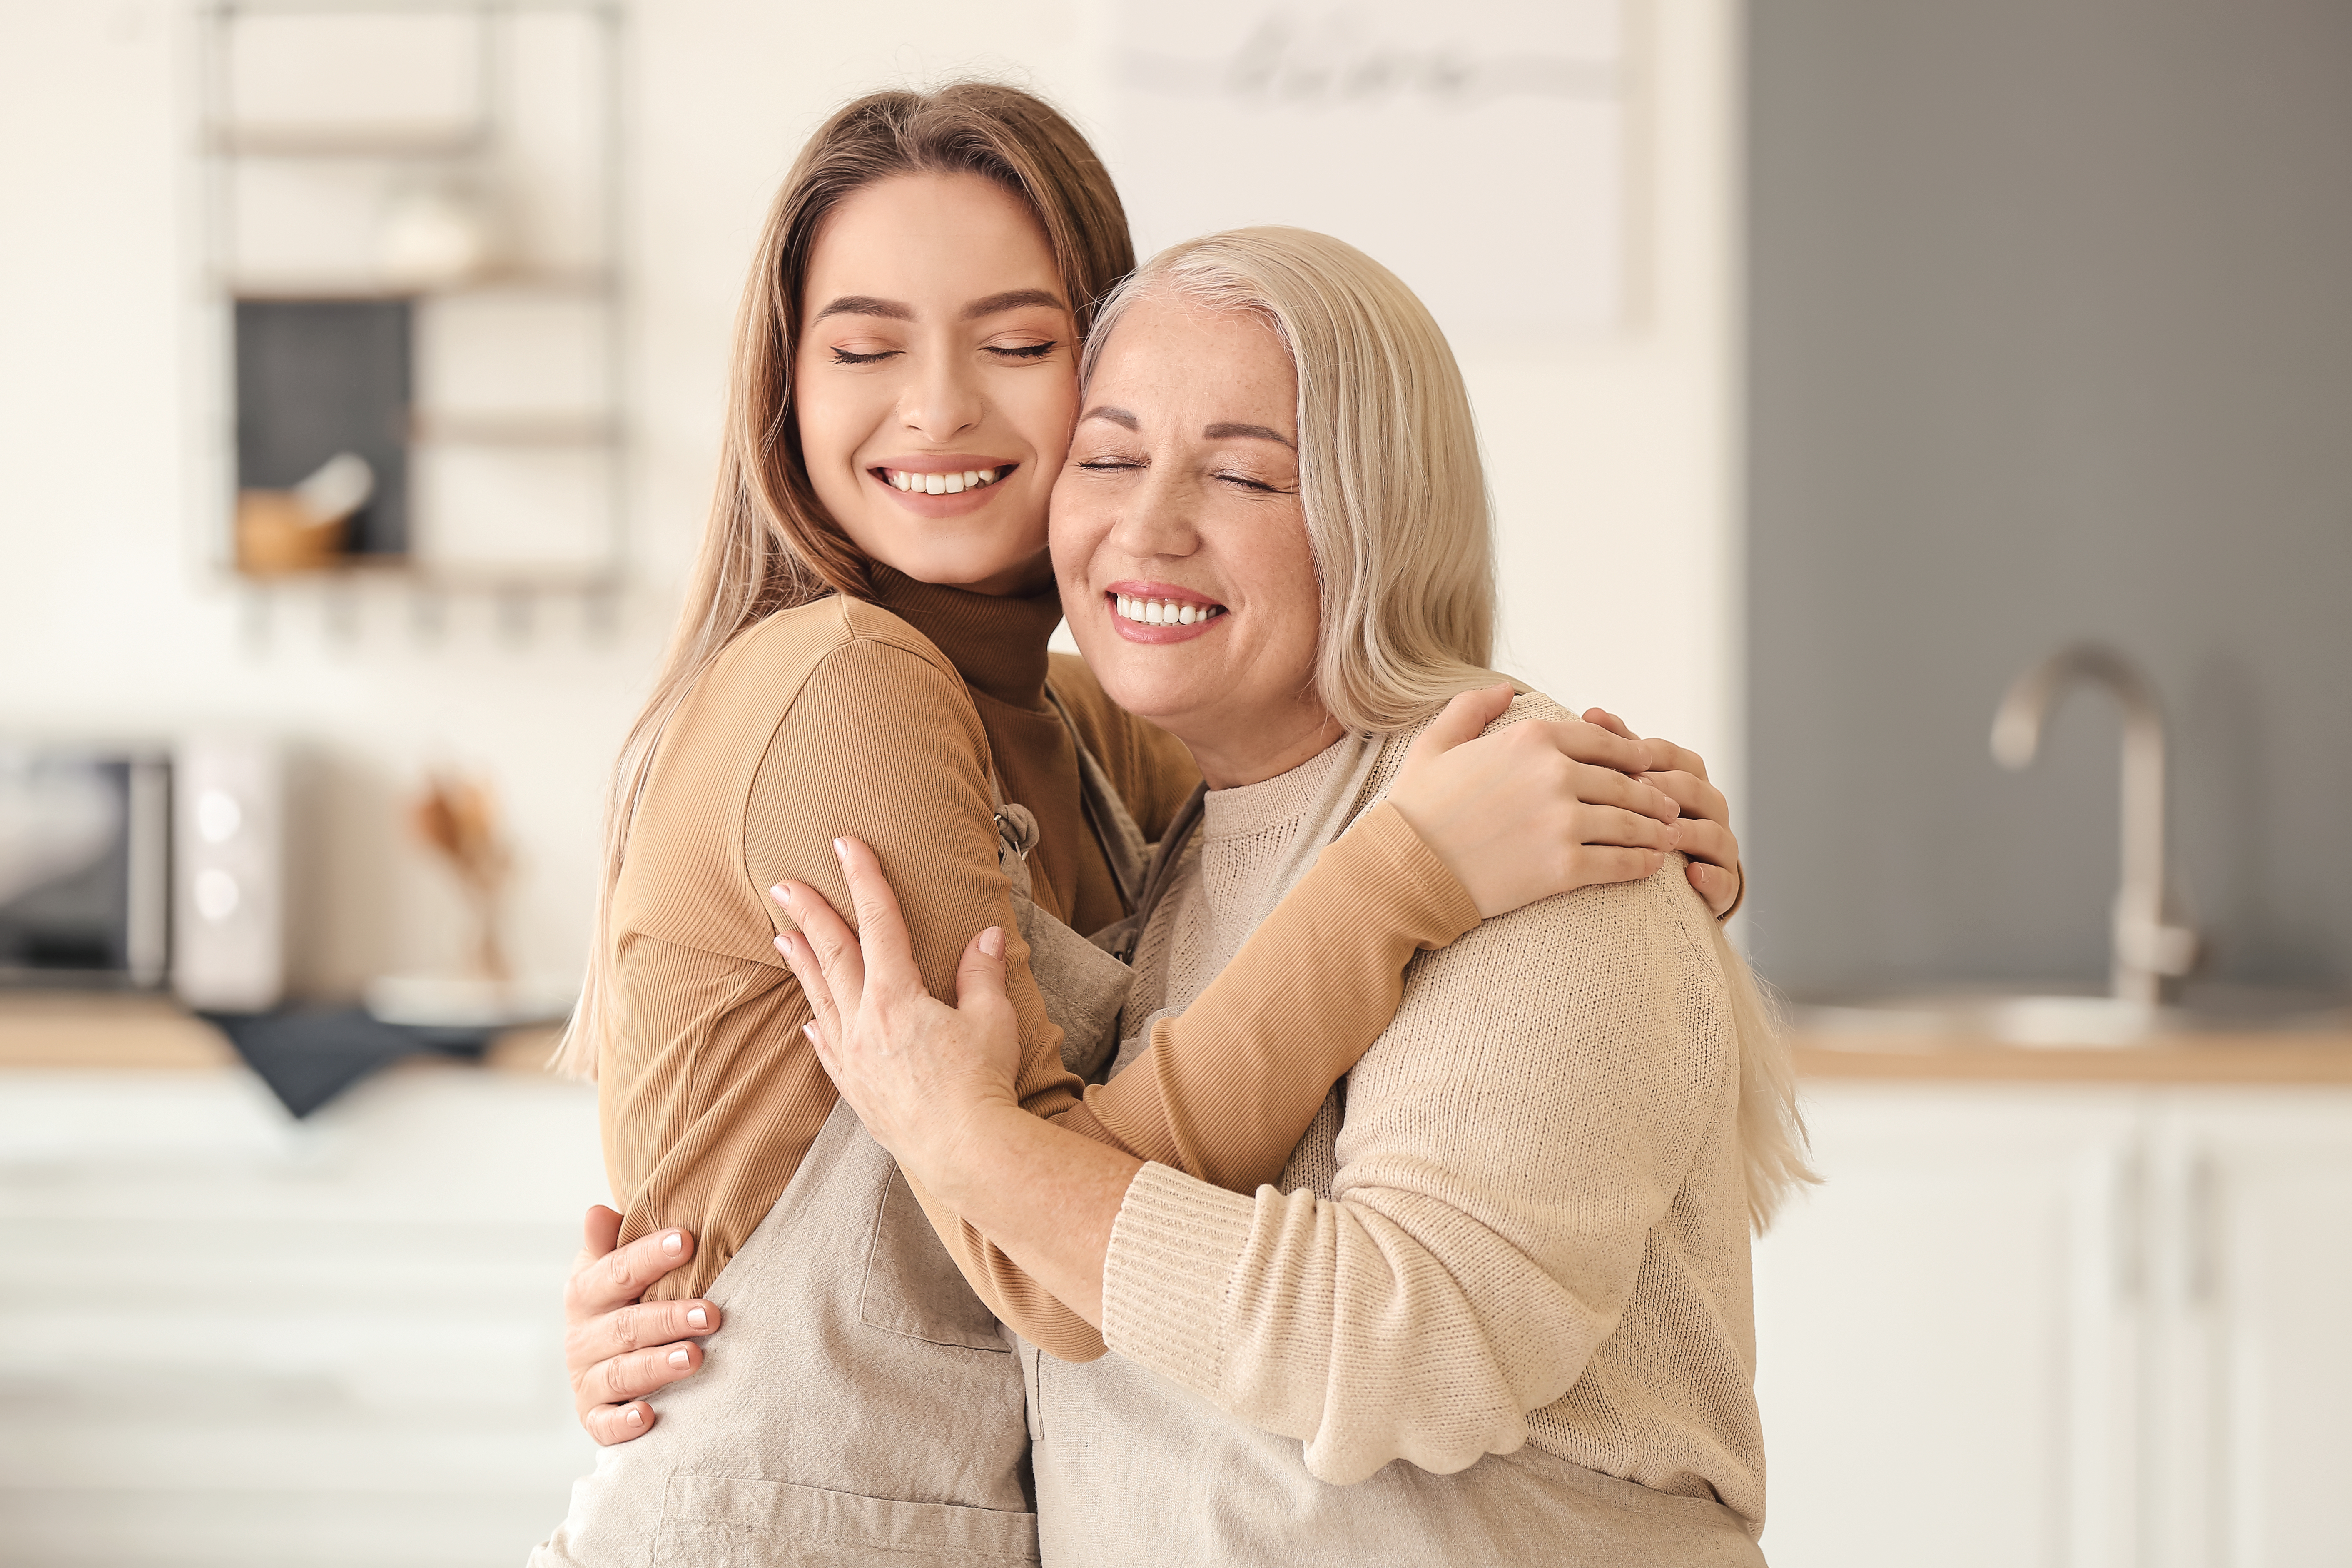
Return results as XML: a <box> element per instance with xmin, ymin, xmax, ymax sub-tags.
<box><xmin>1991</xmin><ymin>644</ymin><xmax>2199</xmax><ymax>1007</ymax></box>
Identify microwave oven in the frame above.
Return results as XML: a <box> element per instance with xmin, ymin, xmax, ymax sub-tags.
<box><xmin>0</xmin><ymin>739</ymin><xmax>287</xmax><ymax>1009</ymax></box>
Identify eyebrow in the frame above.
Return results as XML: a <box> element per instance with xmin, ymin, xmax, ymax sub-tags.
<box><xmin>963</xmin><ymin>288</ymin><xmax>1066</xmax><ymax>320</ymax></box>
<box><xmin>811</xmin><ymin>295</ymin><xmax>913</xmax><ymax>323</ymax></box>
<box><xmin>810</xmin><ymin>288</ymin><xmax>1069</xmax><ymax>326</ymax></box>
<box><xmin>1203</xmin><ymin>421</ymin><xmax>1296</xmax><ymax>449</ymax></box>
<box><xmin>1080</xmin><ymin>405</ymin><xmax>1140</xmax><ymax>430</ymax></box>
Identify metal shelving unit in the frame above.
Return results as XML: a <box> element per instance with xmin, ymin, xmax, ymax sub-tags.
<box><xmin>196</xmin><ymin>0</ymin><xmax>627</xmax><ymax>614</ymax></box>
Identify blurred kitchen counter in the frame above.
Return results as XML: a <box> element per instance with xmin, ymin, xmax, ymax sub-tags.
<box><xmin>1792</xmin><ymin>1028</ymin><xmax>2352</xmax><ymax>1084</ymax></box>
<box><xmin>0</xmin><ymin>990</ymin><xmax>563</xmax><ymax>1074</ymax></box>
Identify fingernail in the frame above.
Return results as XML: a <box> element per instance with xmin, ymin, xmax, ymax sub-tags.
<box><xmin>625</xmin><ymin>1405</ymin><xmax>643</xmax><ymax>1426</ymax></box>
<box><xmin>661</xmin><ymin>1231</ymin><xmax>684</xmax><ymax>1255</ymax></box>
<box><xmin>833</xmin><ymin>837</ymin><xmax>848</xmax><ymax>857</ymax></box>
<box><xmin>687</xmin><ymin>1307</ymin><xmax>708</xmax><ymax>1330</ymax></box>
<box><xmin>980</xmin><ymin>926</ymin><xmax>1004</xmax><ymax>959</ymax></box>
<box><xmin>669</xmin><ymin>1349</ymin><xmax>690</xmax><ymax>1369</ymax></box>
<box><xmin>803</xmin><ymin>1023</ymin><xmax>820</xmax><ymax>1046</ymax></box>
<box><xmin>771</xmin><ymin>883</ymin><xmax>792</xmax><ymax>907</ymax></box>
<box><xmin>775</xmin><ymin>935</ymin><xmax>792</xmax><ymax>958</ymax></box>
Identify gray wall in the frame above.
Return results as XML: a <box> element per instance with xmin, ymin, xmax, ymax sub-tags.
<box><xmin>1746</xmin><ymin>0</ymin><xmax>2352</xmax><ymax>998</ymax></box>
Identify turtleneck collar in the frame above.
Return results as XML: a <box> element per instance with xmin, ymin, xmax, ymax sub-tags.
<box><xmin>867</xmin><ymin>563</ymin><xmax>1065</xmax><ymax>715</ymax></box>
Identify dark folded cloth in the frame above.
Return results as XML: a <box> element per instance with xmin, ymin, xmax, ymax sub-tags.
<box><xmin>199</xmin><ymin>1006</ymin><xmax>497</xmax><ymax>1118</ymax></box>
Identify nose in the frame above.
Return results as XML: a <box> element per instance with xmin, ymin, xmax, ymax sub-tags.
<box><xmin>1107</xmin><ymin>466</ymin><xmax>1201</xmax><ymax>562</ymax></box>
<box><xmin>896</xmin><ymin>345</ymin><xmax>984</xmax><ymax>444</ymax></box>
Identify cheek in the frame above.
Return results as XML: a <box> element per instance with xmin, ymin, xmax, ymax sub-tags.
<box><xmin>1012</xmin><ymin>372</ymin><xmax>1082</xmax><ymax>468</ymax></box>
<box><xmin>790</xmin><ymin>359</ymin><xmax>857</xmax><ymax>472</ymax></box>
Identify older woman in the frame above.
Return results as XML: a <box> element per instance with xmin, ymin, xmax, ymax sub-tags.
<box><xmin>781</xmin><ymin>228</ymin><xmax>1811</xmax><ymax>1565</ymax></box>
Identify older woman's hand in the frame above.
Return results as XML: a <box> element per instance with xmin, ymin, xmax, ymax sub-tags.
<box><xmin>772</xmin><ymin>838</ymin><xmax>1025</xmax><ymax>1181</ymax></box>
<box><xmin>1386</xmin><ymin>684</ymin><xmax>1744</xmax><ymax>920</ymax></box>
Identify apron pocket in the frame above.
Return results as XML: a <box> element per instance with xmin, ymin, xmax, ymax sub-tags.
<box><xmin>656</xmin><ymin>1472</ymin><xmax>1038</xmax><ymax>1566</ymax></box>
<box><xmin>858</xmin><ymin>1168</ymin><xmax>1012</xmax><ymax>1352</ymax></box>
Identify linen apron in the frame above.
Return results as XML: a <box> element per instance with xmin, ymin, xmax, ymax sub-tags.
<box><xmin>531</xmin><ymin>726</ymin><xmax>1148</xmax><ymax>1568</ymax></box>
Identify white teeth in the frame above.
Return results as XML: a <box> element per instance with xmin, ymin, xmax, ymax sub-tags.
<box><xmin>891</xmin><ymin>466</ymin><xmax>1003</xmax><ymax>492</ymax></box>
<box><xmin>1112</xmin><ymin>594</ymin><xmax>1224</xmax><ymax>627</ymax></box>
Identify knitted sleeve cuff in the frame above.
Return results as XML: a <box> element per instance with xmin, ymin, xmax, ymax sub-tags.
<box><xmin>1100</xmin><ymin>1161</ymin><xmax>1258</xmax><ymax>1399</ymax></box>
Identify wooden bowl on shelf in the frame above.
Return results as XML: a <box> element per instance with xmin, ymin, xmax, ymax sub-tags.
<box><xmin>234</xmin><ymin>489</ymin><xmax>349</xmax><ymax>575</ymax></box>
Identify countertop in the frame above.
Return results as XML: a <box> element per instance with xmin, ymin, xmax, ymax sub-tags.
<box><xmin>1792</xmin><ymin>1028</ymin><xmax>2352</xmax><ymax>1084</ymax></box>
<box><xmin>0</xmin><ymin>992</ymin><xmax>563</xmax><ymax>1075</ymax></box>
<box><xmin>7</xmin><ymin>991</ymin><xmax>2347</xmax><ymax>1087</ymax></box>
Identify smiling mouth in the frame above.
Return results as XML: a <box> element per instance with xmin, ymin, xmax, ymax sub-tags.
<box><xmin>875</xmin><ymin>464</ymin><xmax>1014</xmax><ymax>496</ymax></box>
<box><xmin>1112</xmin><ymin>591</ymin><xmax>1227</xmax><ymax>627</ymax></box>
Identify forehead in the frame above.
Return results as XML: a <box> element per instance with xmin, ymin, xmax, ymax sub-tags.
<box><xmin>805</xmin><ymin>172</ymin><xmax>1062</xmax><ymax>300</ymax></box>
<box><xmin>1088</xmin><ymin>294</ymin><xmax>1296</xmax><ymax>421</ymax></box>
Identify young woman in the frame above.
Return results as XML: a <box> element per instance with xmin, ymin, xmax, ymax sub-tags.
<box><xmin>784</xmin><ymin>228</ymin><xmax>1805</xmax><ymax>1566</ymax></box>
<box><xmin>533</xmin><ymin>88</ymin><xmax>1745</xmax><ymax>1567</ymax></box>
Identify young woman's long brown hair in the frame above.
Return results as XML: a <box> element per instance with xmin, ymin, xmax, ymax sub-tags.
<box><xmin>558</xmin><ymin>85</ymin><xmax>1135</xmax><ymax>1076</ymax></box>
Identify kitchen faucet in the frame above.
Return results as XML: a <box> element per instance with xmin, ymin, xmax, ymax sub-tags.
<box><xmin>1991</xmin><ymin>643</ymin><xmax>2199</xmax><ymax>1008</ymax></box>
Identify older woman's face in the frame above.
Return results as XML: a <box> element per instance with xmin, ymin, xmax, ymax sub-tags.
<box><xmin>1051</xmin><ymin>294</ymin><xmax>1336</xmax><ymax>788</ymax></box>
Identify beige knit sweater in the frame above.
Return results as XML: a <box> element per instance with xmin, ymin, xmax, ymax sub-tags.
<box><xmin>1079</xmin><ymin>698</ymin><xmax>1765</xmax><ymax>1543</ymax></box>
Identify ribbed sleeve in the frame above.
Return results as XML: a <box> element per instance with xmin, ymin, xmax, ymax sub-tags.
<box><xmin>1098</xmin><ymin>1161</ymin><xmax>1256</xmax><ymax>1398</ymax></box>
<box><xmin>1082</xmin><ymin>803</ymin><xmax>1477</xmax><ymax>1185</ymax></box>
<box><xmin>934</xmin><ymin>800</ymin><xmax>1484</xmax><ymax>1362</ymax></box>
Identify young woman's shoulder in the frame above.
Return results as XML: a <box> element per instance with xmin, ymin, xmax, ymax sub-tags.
<box><xmin>1046</xmin><ymin>651</ymin><xmax>1201</xmax><ymax>841</ymax></box>
<box><xmin>617</xmin><ymin>596</ymin><xmax>992</xmax><ymax>951</ymax></box>
<box><xmin>694</xmin><ymin>595</ymin><xmax>965</xmax><ymax>715</ymax></box>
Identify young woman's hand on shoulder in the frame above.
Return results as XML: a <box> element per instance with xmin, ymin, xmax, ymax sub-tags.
<box><xmin>1385</xmin><ymin>683</ymin><xmax>1743</xmax><ymax>920</ymax></box>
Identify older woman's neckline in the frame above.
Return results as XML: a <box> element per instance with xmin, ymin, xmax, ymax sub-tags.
<box><xmin>1199</xmin><ymin>732</ymin><xmax>1365</xmax><ymax>842</ymax></box>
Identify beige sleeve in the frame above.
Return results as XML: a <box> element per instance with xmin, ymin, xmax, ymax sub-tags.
<box><xmin>607</xmin><ymin>637</ymin><xmax>1068</xmax><ymax>1300</ymax></box>
<box><xmin>1094</xmin><ymin>868</ymin><xmax>1736</xmax><ymax>1483</ymax></box>
<box><xmin>924</xmin><ymin>801</ymin><xmax>1484</xmax><ymax>1360</ymax></box>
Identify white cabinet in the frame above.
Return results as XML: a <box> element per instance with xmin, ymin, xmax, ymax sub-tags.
<box><xmin>0</xmin><ymin>1062</ymin><xmax>605</xmax><ymax>1567</ymax></box>
<box><xmin>1754</xmin><ymin>1082</ymin><xmax>2352</xmax><ymax>1568</ymax></box>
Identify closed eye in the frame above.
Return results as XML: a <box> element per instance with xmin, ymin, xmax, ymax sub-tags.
<box><xmin>829</xmin><ymin>347</ymin><xmax>898</xmax><ymax>366</ymax></box>
<box><xmin>986</xmin><ymin>340</ymin><xmax>1060</xmax><ymax>361</ymax></box>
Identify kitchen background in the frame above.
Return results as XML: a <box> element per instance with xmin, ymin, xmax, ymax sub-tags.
<box><xmin>0</xmin><ymin>1</ymin><xmax>2344</xmax><ymax>1566</ymax></box>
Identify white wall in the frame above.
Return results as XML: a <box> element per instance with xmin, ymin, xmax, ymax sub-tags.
<box><xmin>0</xmin><ymin>0</ymin><xmax>1737</xmax><ymax>997</ymax></box>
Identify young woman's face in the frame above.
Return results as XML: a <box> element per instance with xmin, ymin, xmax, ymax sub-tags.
<box><xmin>1050</xmin><ymin>293</ymin><xmax>1335</xmax><ymax>788</ymax></box>
<box><xmin>794</xmin><ymin>172</ymin><xmax>1077</xmax><ymax>595</ymax></box>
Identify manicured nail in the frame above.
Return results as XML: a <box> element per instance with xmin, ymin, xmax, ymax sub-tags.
<box><xmin>979</xmin><ymin>927</ymin><xmax>1004</xmax><ymax>959</ymax></box>
<box><xmin>669</xmin><ymin>1349</ymin><xmax>690</xmax><ymax>1369</ymax></box>
<box><xmin>687</xmin><ymin>1307</ymin><xmax>708</xmax><ymax>1330</ymax></box>
<box><xmin>803</xmin><ymin>1023</ymin><xmax>820</xmax><ymax>1046</ymax></box>
<box><xmin>660</xmin><ymin>1231</ymin><xmax>684</xmax><ymax>1255</ymax></box>
<box><xmin>625</xmin><ymin>1405</ymin><xmax>643</xmax><ymax>1426</ymax></box>
<box><xmin>833</xmin><ymin>837</ymin><xmax>848</xmax><ymax>857</ymax></box>
<box><xmin>771</xmin><ymin>883</ymin><xmax>791</xmax><ymax>907</ymax></box>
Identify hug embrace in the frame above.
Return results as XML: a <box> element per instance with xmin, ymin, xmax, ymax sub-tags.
<box><xmin>533</xmin><ymin>81</ymin><xmax>1813</xmax><ymax>1567</ymax></box>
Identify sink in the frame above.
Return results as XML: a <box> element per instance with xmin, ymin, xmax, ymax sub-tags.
<box><xmin>1799</xmin><ymin>984</ymin><xmax>2352</xmax><ymax>1049</ymax></box>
